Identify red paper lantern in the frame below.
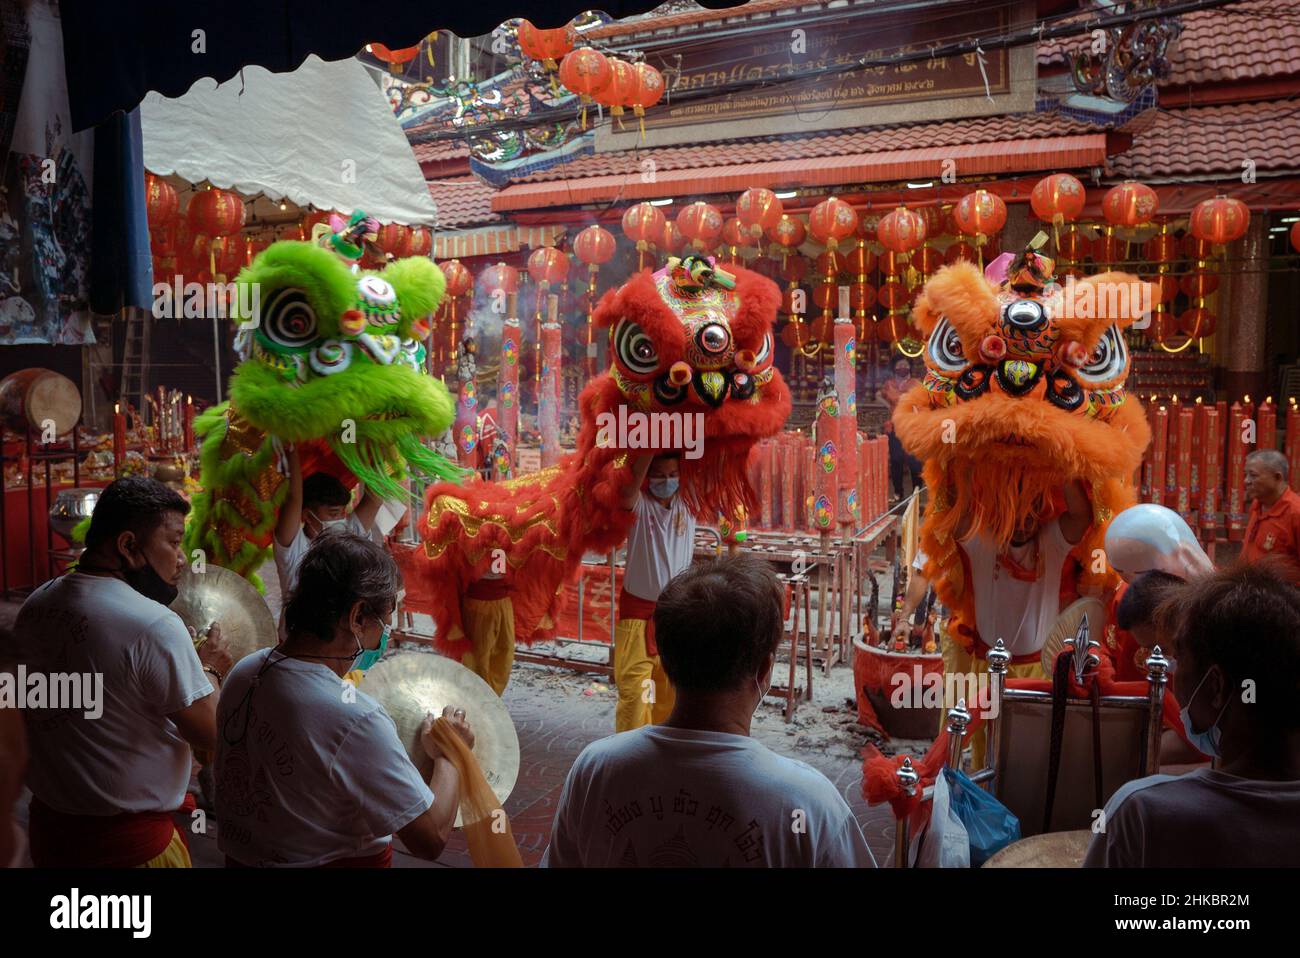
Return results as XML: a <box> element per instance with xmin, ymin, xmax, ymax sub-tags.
<box><xmin>210</xmin><ymin>235</ymin><xmax>244</xmax><ymax>277</ymax></box>
<box><xmin>1092</xmin><ymin>233</ymin><xmax>1126</xmax><ymax>265</ymax></box>
<box><xmin>1179</xmin><ymin>307</ymin><xmax>1217</xmax><ymax>338</ymax></box>
<box><xmin>145</xmin><ymin>174</ymin><xmax>179</xmax><ymax>228</ymax></box>
<box><xmin>878</xmin><ymin>280</ymin><xmax>909</xmax><ymax>310</ymax></box>
<box><xmin>914</xmin><ymin>246</ymin><xmax>944</xmax><ymax>274</ymax></box>
<box><xmin>780</xmin><ymin>255</ymin><xmax>808</xmax><ymax>284</ymax></box>
<box><xmin>1102</xmin><ymin>180</ymin><xmax>1158</xmax><ymax>227</ymax></box>
<box><xmin>808</xmin><ymin>196</ymin><xmax>858</xmax><ymax>251</ymax></box>
<box><xmin>574</xmin><ymin>225</ymin><xmax>617</xmax><ymax>265</ymax></box>
<box><xmin>735</xmin><ymin>188</ymin><xmax>784</xmax><ymax>242</ymax></box>
<box><xmin>812</xmin><ymin>285</ymin><xmax>840</xmax><ymax>311</ymax></box>
<box><xmin>1056</xmin><ymin>228</ymin><xmax>1088</xmax><ymax>261</ymax></box>
<box><xmin>622</xmin><ymin>202</ymin><xmax>666</xmax><ymax>250</ymax></box>
<box><xmin>245</xmin><ymin>236</ymin><xmax>271</xmax><ymax>265</ymax></box>
<box><xmin>721</xmin><ymin>217</ymin><xmax>754</xmax><ymax>249</ymax></box>
<box><xmin>516</xmin><ymin>21</ymin><xmax>575</xmax><ymax>67</ymax></box>
<box><xmin>814</xmin><ymin>250</ymin><xmax>847</xmax><ymax>276</ymax></box>
<box><xmin>1150</xmin><ymin>273</ymin><xmax>1178</xmax><ymax>304</ymax></box>
<box><xmin>850</xmin><ymin>284</ymin><xmax>877</xmax><ymax>312</ymax></box>
<box><xmin>404</xmin><ymin>226</ymin><xmax>432</xmax><ymax>258</ymax></box>
<box><xmin>767</xmin><ymin>215</ymin><xmax>806</xmax><ymax>251</ymax></box>
<box><xmin>374</xmin><ymin>223</ymin><xmax>412</xmax><ymax>257</ymax></box>
<box><xmin>1030</xmin><ymin>173</ymin><xmax>1086</xmax><ymax>224</ymax></box>
<box><xmin>781</xmin><ymin>321</ymin><xmax>812</xmax><ymax>349</ymax></box>
<box><xmin>878</xmin><ymin>312</ymin><xmax>913</xmax><ymax>343</ymax></box>
<box><xmin>856</xmin><ymin>212</ymin><xmax>880</xmax><ymax>241</ymax></box>
<box><xmin>1145</xmin><ymin>311</ymin><xmax>1177</xmax><ymax>343</ymax></box>
<box><xmin>527</xmin><ymin>246</ymin><xmax>570</xmax><ymax>286</ymax></box>
<box><xmin>1182</xmin><ymin>234</ymin><xmax>1215</xmax><ymax>261</ymax></box>
<box><xmin>780</xmin><ymin>287</ymin><xmax>803</xmax><ymax>315</ymax></box>
<box><xmin>150</xmin><ymin>223</ymin><xmax>177</xmax><ymax>257</ymax></box>
<box><xmin>811</xmin><ymin>314</ymin><xmax>836</xmax><ymax>344</ymax></box>
<box><xmin>187</xmin><ymin>188</ymin><xmax>245</xmax><ymax>236</ymax></box>
<box><xmin>1188</xmin><ymin>196</ymin><xmax>1250</xmax><ymax>245</ymax></box>
<box><xmin>1144</xmin><ymin>232</ymin><xmax>1179</xmax><ymax>262</ymax></box>
<box><xmin>599</xmin><ymin>58</ymin><xmax>636</xmax><ymax>117</ymax></box>
<box><xmin>879</xmin><ymin>250</ymin><xmax>911</xmax><ymax>276</ymax></box>
<box><xmin>482</xmin><ymin>262</ymin><xmax>520</xmax><ymax>294</ymax></box>
<box><xmin>441</xmin><ymin>259</ymin><xmax>473</xmax><ymax>298</ymax></box>
<box><xmin>845</xmin><ymin>245</ymin><xmax>877</xmax><ymax>275</ymax></box>
<box><xmin>1179</xmin><ymin>270</ymin><xmax>1220</xmax><ymax>298</ymax></box>
<box><xmin>953</xmin><ymin>189</ymin><xmax>1007</xmax><ymax>239</ymax></box>
<box><xmin>877</xmin><ymin>206</ymin><xmax>927</xmax><ymax>254</ymax></box>
<box><xmin>676</xmin><ymin>202</ymin><xmax>724</xmax><ymax>251</ymax></box>
<box><xmin>945</xmin><ymin>240</ymin><xmax>977</xmax><ymax>265</ymax></box>
<box><xmin>1292</xmin><ymin>220</ymin><xmax>1300</xmax><ymax>255</ymax></box>
<box><xmin>660</xmin><ymin>220</ymin><xmax>687</xmax><ymax>257</ymax></box>
<box><xmin>559</xmin><ymin>47</ymin><xmax>612</xmax><ymax>101</ymax></box>
<box><xmin>628</xmin><ymin>62</ymin><xmax>665</xmax><ymax>115</ymax></box>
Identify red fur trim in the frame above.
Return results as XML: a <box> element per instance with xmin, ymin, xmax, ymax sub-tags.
<box><xmin>728</xmin><ymin>266</ymin><xmax>783</xmax><ymax>346</ymax></box>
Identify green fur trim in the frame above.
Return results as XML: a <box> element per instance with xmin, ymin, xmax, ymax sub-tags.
<box><xmin>70</xmin><ymin>515</ymin><xmax>91</xmax><ymax>545</ymax></box>
<box><xmin>378</xmin><ymin>256</ymin><xmax>446</xmax><ymax>334</ymax></box>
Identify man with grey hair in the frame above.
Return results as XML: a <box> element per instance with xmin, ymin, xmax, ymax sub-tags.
<box><xmin>1243</xmin><ymin>448</ymin><xmax>1300</xmax><ymax>582</ymax></box>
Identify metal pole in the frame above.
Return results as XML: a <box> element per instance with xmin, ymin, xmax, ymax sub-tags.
<box><xmin>213</xmin><ymin>315</ymin><xmax>224</xmax><ymax>404</ymax></box>
<box><xmin>985</xmin><ymin>639</ymin><xmax>1010</xmax><ymax>793</ymax></box>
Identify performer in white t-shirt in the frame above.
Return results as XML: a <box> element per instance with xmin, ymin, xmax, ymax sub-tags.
<box><xmin>613</xmin><ymin>453</ymin><xmax>696</xmax><ymax>732</ymax></box>
<box><xmin>272</xmin><ymin>445</ymin><xmax>382</xmax><ymax>626</ymax></box>
<box><xmin>544</xmin><ymin>553</ymin><xmax>875</xmax><ymax>868</ymax></box>
<box><xmin>216</xmin><ymin>532</ymin><xmax>474</xmax><ymax>867</ymax></box>
<box><xmin>6</xmin><ymin>477</ymin><xmax>233</xmax><ymax>867</ymax></box>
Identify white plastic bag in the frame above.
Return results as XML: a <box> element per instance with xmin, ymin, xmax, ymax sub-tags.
<box><xmin>912</xmin><ymin>770</ymin><xmax>971</xmax><ymax>868</ymax></box>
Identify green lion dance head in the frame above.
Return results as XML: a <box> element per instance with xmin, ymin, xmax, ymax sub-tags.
<box><xmin>185</xmin><ymin>240</ymin><xmax>464</xmax><ymax>584</ymax></box>
<box><xmin>228</xmin><ymin>240</ymin><xmax>463</xmax><ymax>499</ymax></box>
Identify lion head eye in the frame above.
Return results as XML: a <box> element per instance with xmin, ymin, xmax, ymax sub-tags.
<box><xmin>614</xmin><ymin>319</ymin><xmax>659</xmax><ymax>376</ymax></box>
<box><xmin>260</xmin><ymin>288</ymin><xmax>318</xmax><ymax>352</ymax></box>
<box><xmin>1075</xmin><ymin>325</ymin><xmax>1127</xmax><ymax>384</ymax></box>
<box><xmin>927</xmin><ymin>317</ymin><xmax>965</xmax><ymax>373</ymax></box>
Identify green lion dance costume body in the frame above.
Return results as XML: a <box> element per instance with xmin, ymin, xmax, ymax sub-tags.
<box><xmin>183</xmin><ymin>241</ymin><xmax>463</xmax><ymax>588</ymax></box>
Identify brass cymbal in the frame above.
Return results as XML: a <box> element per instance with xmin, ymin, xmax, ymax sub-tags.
<box><xmin>981</xmin><ymin>830</ymin><xmax>1092</xmax><ymax>868</ymax></box>
<box><xmin>361</xmin><ymin>651</ymin><xmax>520</xmax><ymax>826</ymax></box>
<box><xmin>171</xmin><ymin>564</ymin><xmax>277</xmax><ymax>665</ymax></box>
<box><xmin>1039</xmin><ymin>597</ymin><xmax>1106</xmax><ymax>676</ymax></box>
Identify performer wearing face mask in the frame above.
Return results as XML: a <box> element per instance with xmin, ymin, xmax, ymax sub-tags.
<box><xmin>5</xmin><ymin>477</ymin><xmax>233</xmax><ymax>867</ymax></box>
<box><xmin>612</xmin><ymin>453</ymin><xmax>696</xmax><ymax>731</ymax></box>
<box><xmin>215</xmin><ymin>532</ymin><xmax>474</xmax><ymax>867</ymax></box>
<box><xmin>1084</xmin><ymin>559</ymin><xmax>1300</xmax><ymax>867</ymax></box>
<box><xmin>272</xmin><ymin>445</ymin><xmax>383</xmax><ymax>635</ymax></box>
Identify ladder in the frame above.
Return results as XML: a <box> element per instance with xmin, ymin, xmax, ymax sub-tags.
<box><xmin>119</xmin><ymin>308</ymin><xmax>150</xmax><ymax>412</ymax></box>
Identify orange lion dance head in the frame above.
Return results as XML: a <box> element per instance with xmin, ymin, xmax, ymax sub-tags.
<box><xmin>894</xmin><ymin>253</ymin><xmax>1151</xmax><ymax>550</ymax></box>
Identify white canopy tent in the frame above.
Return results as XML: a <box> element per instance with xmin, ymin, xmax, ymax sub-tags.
<box><xmin>141</xmin><ymin>54</ymin><xmax>436</xmax><ymax>226</ymax></box>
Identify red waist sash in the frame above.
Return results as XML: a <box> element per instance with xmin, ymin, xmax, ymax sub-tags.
<box><xmin>28</xmin><ymin>796</ymin><xmax>180</xmax><ymax>868</ymax></box>
<box><xmin>618</xmin><ymin>589</ymin><xmax>659</xmax><ymax>656</ymax></box>
<box><xmin>225</xmin><ymin>843</ymin><xmax>393</xmax><ymax>868</ymax></box>
<box><xmin>466</xmin><ymin>578</ymin><xmax>511</xmax><ymax>601</ymax></box>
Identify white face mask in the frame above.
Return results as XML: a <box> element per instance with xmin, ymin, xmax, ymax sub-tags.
<box><xmin>753</xmin><ymin>673</ymin><xmax>771</xmax><ymax>718</ymax></box>
<box><xmin>1179</xmin><ymin>668</ymin><xmax>1230</xmax><ymax>758</ymax></box>
<box><xmin>308</xmin><ymin>510</ymin><xmax>346</xmax><ymax>533</ymax></box>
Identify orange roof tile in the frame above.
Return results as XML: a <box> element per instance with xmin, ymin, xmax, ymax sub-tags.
<box><xmin>428</xmin><ymin>175</ymin><xmax>500</xmax><ymax>229</ymax></box>
<box><xmin>1039</xmin><ymin>1</ymin><xmax>1300</xmax><ymax>85</ymax></box>
<box><xmin>1111</xmin><ymin>99</ymin><xmax>1300</xmax><ymax>179</ymax></box>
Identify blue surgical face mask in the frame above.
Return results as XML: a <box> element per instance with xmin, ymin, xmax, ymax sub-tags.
<box><xmin>353</xmin><ymin>622</ymin><xmax>390</xmax><ymax>672</ymax></box>
<box><xmin>649</xmin><ymin>477</ymin><xmax>679</xmax><ymax>499</ymax></box>
<box><xmin>1179</xmin><ymin>667</ymin><xmax>1229</xmax><ymax>758</ymax></box>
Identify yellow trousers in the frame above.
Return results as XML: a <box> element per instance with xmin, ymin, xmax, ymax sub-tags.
<box><xmin>139</xmin><ymin>828</ymin><xmax>192</xmax><ymax>868</ymax></box>
<box><xmin>461</xmin><ymin>597</ymin><xmax>516</xmax><ymax>696</ymax></box>
<box><xmin>939</xmin><ymin>630</ymin><xmax>1046</xmax><ymax>770</ymax></box>
<box><xmin>613</xmin><ymin>618</ymin><xmax>675</xmax><ymax>732</ymax></box>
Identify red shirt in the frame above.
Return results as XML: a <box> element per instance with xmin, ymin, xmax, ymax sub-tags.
<box><xmin>1243</xmin><ymin>487</ymin><xmax>1300</xmax><ymax>581</ymax></box>
<box><xmin>1103</xmin><ymin>581</ymin><xmax>1147</xmax><ymax>682</ymax></box>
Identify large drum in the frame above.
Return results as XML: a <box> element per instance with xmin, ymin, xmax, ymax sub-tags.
<box><xmin>0</xmin><ymin>368</ymin><xmax>82</xmax><ymax>437</ymax></box>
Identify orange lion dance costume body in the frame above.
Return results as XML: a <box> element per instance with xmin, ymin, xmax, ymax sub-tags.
<box><xmin>893</xmin><ymin>251</ymin><xmax>1152</xmax><ymax>743</ymax></box>
<box><xmin>405</xmin><ymin>257</ymin><xmax>791</xmax><ymax>693</ymax></box>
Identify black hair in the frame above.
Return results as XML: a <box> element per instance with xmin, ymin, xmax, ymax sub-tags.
<box><xmin>654</xmin><ymin>553</ymin><xmax>784</xmax><ymax>693</ymax></box>
<box><xmin>1115</xmin><ymin>570</ymin><xmax>1183</xmax><ymax>631</ymax></box>
<box><xmin>1156</xmin><ymin>558</ymin><xmax>1300</xmax><ymax>730</ymax></box>
<box><xmin>301</xmin><ymin>471</ymin><xmax>351</xmax><ymax>510</ymax></box>
<box><xmin>283</xmin><ymin>532</ymin><xmax>401</xmax><ymax>640</ymax></box>
<box><xmin>84</xmin><ymin>476</ymin><xmax>190</xmax><ymax>552</ymax></box>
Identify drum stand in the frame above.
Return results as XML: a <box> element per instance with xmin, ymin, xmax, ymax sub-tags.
<box><xmin>1</xmin><ymin>427</ymin><xmax>81</xmax><ymax>600</ymax></box>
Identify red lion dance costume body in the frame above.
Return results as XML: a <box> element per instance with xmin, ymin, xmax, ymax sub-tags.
<box><xmin>404</xmin><ymin>257</ymin><xmax>791</xmax><ymax>693</ymax></box>
<box><xmin>892</xmin><ymin>252</ymin><xmax>1152</xmax><ymax>761</ymax></box>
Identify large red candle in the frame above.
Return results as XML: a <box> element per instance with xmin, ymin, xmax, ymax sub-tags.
<box><xmin>1141</xmin><ymin>394</ymin><xmax>1159</xmax><ymax>499</ymax></box>
<box><xmin>539</xmin><ymin>295</ymin><xmax>562</xmax><ymax>468</ymax></box>
<box><xmin>1150</xmin><ymin>405</ymin><xmax>1168</xmax><ymax>506</ymax></box>
<box><xmin>833</xmin><ymin>293</ymin><xmax>858</xmax><ymax>532</ymax></box>
<box><xmin>497</xmin><ymin>292</ymin><xmax>521</xmax><ymax>462</ymax></box>
<box><xmin>1165</xmin><ymin>396</ymin><xmax>1181</xmax><ymax>501</ymax></box>
<box><xmin>1258</xmin><ymin>396</ymin><xmax>1277</xmax><ymax>452</ymax></box>
<box><xmin>113</xmin><ymin>403</ymin><xmax>126</xmax><ymax>476</ymax></box>
<box><xmin>1175</xmin><ymin>402</ymin><xmax>1193</xmax><ymax>521</ymax></box>
<box><xmin>183</xmin><ymin>395</ymin><xmax>195</xmax><ymax>452</ymax></box>
<box><xmin>1190</xmin><ymin>398</ymin><xmax>1205</xmax><ymax>503</ymax></box>
<box><xmin>1287</xmin><ymin>400</ymin><xmax>1300</xmax><ymax>493</ymax></box>
<box><xmin>1226</xmin><ymin>399</ymin><xmax>1249</xmax><ymax>541</ymax></box>
<box><xmin>1201</xmin><ymin>405</ymin><xmax>1221</xmax><ymax>542</ymax></box>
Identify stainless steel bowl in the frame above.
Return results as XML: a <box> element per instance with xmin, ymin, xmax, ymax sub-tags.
<box><xmin>49</xmin><ymin>487</ymin><xmax>101</xmax><ymax>544</ymax></box>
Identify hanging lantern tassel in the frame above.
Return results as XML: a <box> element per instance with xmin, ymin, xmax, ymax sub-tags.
<box><xmin>635</xmin><ymin>104</ymin><xmax>646</xmax><ymax>140</ymax></box>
